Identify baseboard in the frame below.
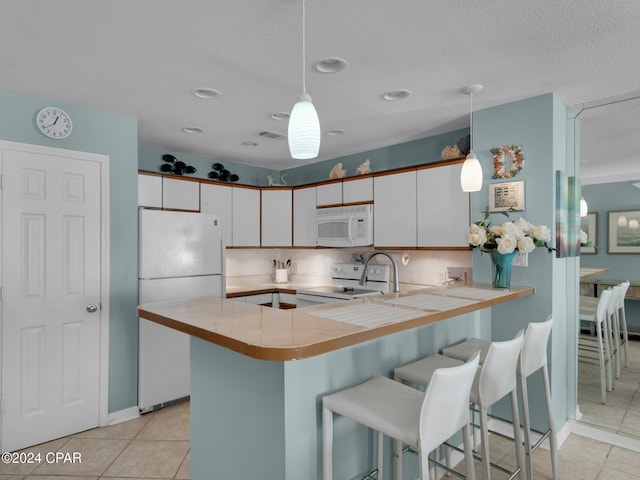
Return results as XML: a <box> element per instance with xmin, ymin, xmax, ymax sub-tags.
<box><xmin>568</xmin><ymin>419</ymin><xmax>640</xmax><ymax>453</ymax></box>
<box><xmin>107</xmin><ymin>406</ymin><xmax>141</xmax><ymax>426</ymax></box>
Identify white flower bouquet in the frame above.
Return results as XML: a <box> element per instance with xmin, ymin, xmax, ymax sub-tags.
<box><xmin>467</xmin><ymin>212</ymin><xmax>554</xmax><ymax>254</ymax></box>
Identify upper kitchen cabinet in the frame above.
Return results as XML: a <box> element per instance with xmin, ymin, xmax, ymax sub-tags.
<box><xmin>201</xmin><ymin>182</ymin><xmax>233</xmax><ymax>247</ymax></box>
<box><xmin>138</xmin><ymin>173</ymin><xmax>200</xmax><ymax>211</ymax></box>
<box><xmin>417</xmin><ymin>163</ymin><xmax>469</xmax><ymax>247</ymax></box>
<box><xmin>138</xmin><ymin>173</ymin><xmax>163</xmax><ymax>208</ymax></box>
<box><xmin>162</xmin><ymin>177</ymin><xmax>200</xmax><ymax>211</ymax></box>
<box><xmin>316</xmin><ymin>182</ymin><xmax>342</xmax><ymax>207</ymax></box>
<box><xmin>232</xmin><ymin>186</ymin><xmax>261</xmax><ymax>247</ymax></box>
<box><xmin>342</xmin><ymin>177</ymin><xmax>373</xmax><ymax>204</ymax></box>
<box><xmin>261</xmin><ymin>189</ymin><xmax>292</xmax><ymax>247</ymax></box>
<box><xmin>293</xmin><ymin>186</ymin><xmax>317</xmax><ymax>247</ymax></box>
<box><xmin>374</xmin><ymin>171</ymin><xmax>417</xmax><ymax>247</ymax></box>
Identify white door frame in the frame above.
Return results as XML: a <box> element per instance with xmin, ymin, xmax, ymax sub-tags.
<box><xmin>0</xmin><ymin>140</ymin><xmax>110</xmax><ymax>430</ymax></box>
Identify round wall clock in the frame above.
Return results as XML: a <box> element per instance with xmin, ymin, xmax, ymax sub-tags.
<box><xmin>36</xmin><ymin>107</ymin><xmax>73</xmax><ymax>139</ymax></box>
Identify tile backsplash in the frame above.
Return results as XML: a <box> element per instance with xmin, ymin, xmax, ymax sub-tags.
<box><xmin>226</xmin><ymin>248</ymin><xmax>471</xmax><ymax>287</ymax></box>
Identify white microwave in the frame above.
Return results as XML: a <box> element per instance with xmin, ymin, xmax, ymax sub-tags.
<box><xmin>315</xmin><ymin>204</ymin><xmax>373</xmax><ymax>247</ymax></box>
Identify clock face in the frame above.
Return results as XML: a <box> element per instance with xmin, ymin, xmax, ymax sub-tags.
<box><xmin>36</xmin><ymin>107</ymin><xmax>73</xmax><ymax>139</ymax></box>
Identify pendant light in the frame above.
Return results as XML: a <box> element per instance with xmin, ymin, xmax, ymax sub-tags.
<box><xmin>580</xmin><ymin>197</ymin><xmax>588</xmax><ymax>217</ymax></box>
<box><xmin>288</xmin><ymin>0</ymin><xmax>320</xmax><ymax>159</ymax></box>
<box><xmin>460</xmin><ymin>85</ymin><xmax>484</xmax><ymax>192</ymax></box>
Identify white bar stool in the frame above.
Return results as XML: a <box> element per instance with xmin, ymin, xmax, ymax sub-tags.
<box><xmin>396</xmin><ymin>332</ymin><xmax>525</xmax><ymax>480</ymax></box>
<box><xmin>322</xmin><ymin>352</ymin><xmax>480</xmax><ymax>480</ymax></box>
<box><xmin>616</xmin><ymin>281</ymin><xmax>631</xmax><ymax>368</ymax></box>
<box><xmin>517</xmin><ymin>316</ymin><xmax>558</xmax><ymax>480</ymax></box>
<box><xmin>578</xmin><ymin>288</ymin><xmax>614</xmax><ymax>403</ymax></box>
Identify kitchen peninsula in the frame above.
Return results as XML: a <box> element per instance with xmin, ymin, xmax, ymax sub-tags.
<box><xmin>138</xmin><ymin>284</ymin><xmax>534</xmax><ymax>480</ymax></box>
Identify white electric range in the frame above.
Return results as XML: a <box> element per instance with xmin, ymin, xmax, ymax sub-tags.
<box><xmin>296</xmin><ymin>263</ymin><xmax>390</xmax><ymax>307</ymax></box>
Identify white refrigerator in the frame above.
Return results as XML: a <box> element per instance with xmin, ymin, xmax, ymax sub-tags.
<box><xmin>138</xmin><ymin>208</ymin><xmax>225</xmax><ymax>412</ymax></box>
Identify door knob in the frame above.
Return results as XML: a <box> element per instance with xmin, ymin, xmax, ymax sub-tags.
<box><xmin>86</xmin><ymin>304</ymin><xmax>98</xmax><ymax>313</ymax></box>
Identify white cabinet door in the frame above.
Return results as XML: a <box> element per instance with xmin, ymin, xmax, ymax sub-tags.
<box><xmin>316</xmin><ymin>182</ymin><xmax>342</xmax><ymax>206</ymax></box>
<box><xmin>343</xmin><ymin>177</ymin><xmax>373</xmax><ymax>203</ymax></box>
<box><xmin>232</xmin><ymin>187</ymin><xmax>261</xmax><ymax>247</ymax></box>
<box><xmin>163</xmin><ymin>177</ymin><xmax>200</xmax><ymax>211</ymax></box>
<box><xmin>261</xmin><ymin>189</ymin><xmax>292</xmax><ymax>247</ymax></box>
<box><xmin>201</xmin><ymin>182</ymin><xmax>233</xmax><ymax>247</ymax></box>
<box><xmin>293</xmin><ymin>186</ymin><xmax>317</xmax><ymax>247</ymax></box>
<box><xmin>138</xmin><ymin>173</ymin><xmax>163</xmax><ymax>208</ymax></box>
<box><xmin>244</xmin><ymin>293</ymin><xmax>273</xmax><ymax>305</ymax></box>
<box><xmin>374</xmin><ymin>171</ymin><xmax>417</xmax><ymax>247</ymax></box>
<box><xmin>417</xmin><ymin>165</ymin><xmax>469</xmax><ymax>247</ymax></box>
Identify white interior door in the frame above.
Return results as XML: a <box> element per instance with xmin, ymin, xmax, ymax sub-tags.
<box><xmin>1</xmin><ymin>145</ymin><xmax>103</xmax><ymax>452</ymax></box>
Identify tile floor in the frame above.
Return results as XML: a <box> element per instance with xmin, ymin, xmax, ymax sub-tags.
<box><xmin>578</xmin><ymin>337</ymin><xmax>640</xmax><ymax>439</ymax></box>
<box><xmin>1</xmin><ymin>397</ymin><xmax>640</xmax><ymax>479</ymax></box>
<box><xmin>3</xmin><ymin>342</ymin><xmax>640</xmax><ymax>480</ymax></box>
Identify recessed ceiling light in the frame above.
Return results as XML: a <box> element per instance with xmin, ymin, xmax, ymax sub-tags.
<box><xmin>270</xmin><ymin>112</ymin><xmax>290</xmax><ymax>121</ymax></box>
<box><xmin>315</xmin><ymin>57</ymin><xmax>347</xmax><ymax>73</ymax></box>
<box><xmin>182</xmin><ymin>126</ymin><xmax>203</xmax><ymax>134</ymax></box>
<box><xmin>383</xmin><ymin>89</ymin><xmax>411</xmax><ymax>101</ymax></box>
<box><xmin>327</xmin><ymin>129</ymin><xmax>345</xmax><ymax>136</ymax></box>
<box><xmin>194</xmin><ymin>88</ymin><xmax>220</xmax><ymax>99</ymax></box>
<box><xmin>241</xmin><ymin>141</ymin><xmax>258</xmax><ymax>147</ymax></box>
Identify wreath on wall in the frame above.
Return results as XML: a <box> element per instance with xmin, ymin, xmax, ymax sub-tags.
<box><xmin>491</xmin><ymin>145</ymin><xmax>525</xmax><ymax>179</ymax></box>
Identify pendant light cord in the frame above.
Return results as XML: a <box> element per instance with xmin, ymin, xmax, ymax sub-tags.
<box><xmin>469</xmin><ymin>90</ymin><xmax>473</xmax><ymax>152</ymax></box>
<box><xmin>302</xmin><ymin>0</ymin><xmax>307</xmax><ymax>94</ymax></box>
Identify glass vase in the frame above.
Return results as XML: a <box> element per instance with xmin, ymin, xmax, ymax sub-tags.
<box><xmin>490</xmin><ymin>250</ymin><xmax>517</xmax><ymax>289</ymax></box>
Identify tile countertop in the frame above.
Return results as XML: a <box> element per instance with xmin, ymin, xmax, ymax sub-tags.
<box><xmin>138</xmin><ymin>283</ymin><xmax>534</xmax><ymax>362</ymax></box>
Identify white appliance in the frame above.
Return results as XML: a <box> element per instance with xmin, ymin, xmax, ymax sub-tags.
<box><xmin>315</xmin><ymin>204</ymin><xmax>373</xmax><ymax>247</ymax></box>
<box><xmin>296</xmin><ymin>263</ymin><xmax>390</xmax><ymax>307</ymax></box>
<box><xmin>138</xmin><ymin>208</ymin><xmax>225</xmax><ymax>412</ymax></box>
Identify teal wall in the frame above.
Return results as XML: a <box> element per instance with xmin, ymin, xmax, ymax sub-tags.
<box><xmin>280</xmin><ymin>128</ymin><xmax>469</xmax><ymax>185</ymax></box>
<box><xmin>0</xmin><ymin>88</ymin><xmax>139</xmax><ymax>414</ymax></box>
<box><xmin>581</xmin><ymin>181</ymin><xmax>640</xmax><ymax>331</ymax></box>
<box><xmin>471</xmin><ymin>94</ymin><xmax>578</xmax><ymax>431</ymax></box>
<box><xmin>139</xmin><ymin>145</ymin><xmax>279</xmax><ymax>187</ymax></box>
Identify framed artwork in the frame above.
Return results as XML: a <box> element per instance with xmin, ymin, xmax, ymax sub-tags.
<box><xmin>555</xmin><ymin>171</ymin><xmax>568</xmax><ymax>257</ymax></box>
<box><xmin>608</xmin><ymin>210</ymin><xmax>640</xmax><ymax>253</ymax></box>
<box><xmin>580</xmin><ymin>212</ymin><xmax>597</xmax><ymax>254</ymax></box>
<box><xmin>566</xmin><ymin>176</ymin><xmax>580</xmax><ymax>257</ymax></box>
<box><xmin>489</xmin><ymin>180</ymin><xmax>525</xmax><ymax>212</ymax></box>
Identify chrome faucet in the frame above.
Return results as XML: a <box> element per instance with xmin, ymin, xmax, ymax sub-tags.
<box><xmin>359</xmin><ymin>251</ymin><xmax>400</xmax><ymax>293</ymax></box>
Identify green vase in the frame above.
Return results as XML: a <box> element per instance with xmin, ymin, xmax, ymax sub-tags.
<box><xmin>490</xmin><ymin>250</ymin><xmax>517</xmax><ymax>288</ymax></box>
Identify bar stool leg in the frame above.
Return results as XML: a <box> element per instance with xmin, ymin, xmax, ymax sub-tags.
<box><xmin>377</xmin><ymin>431</ymin><xmax>384</xmax><ymax>480</ymax></box>
<box><xmin>519</xmin><ymin>374</ymin><xmax>533</xmax><ymax>480</ymax></box>
<box><xmin>322</xmin><ymin>406</ymin><xmax>333</xmax><ymax>480</ymax></box>
<box><xmin>394</xmin><ymin>438</ymin><xmax>402</xmax><ymax>480</ymax></box>
<box><xmin>510</xmin><ymin>390</ymin><xmax>525</xmax><ymax>480</ymax></box>
<box><xmin>542</xmin><ymin>364</ymin><xmax>559</xmax><ymax>480</ymax></box>
<box><xmin>462</xmin><ymin>424</ymin><xmax>476</xmax><ymax>480</ymax></box>
<box><xmin>479</xmin><ymin>406</ymin><xmax>491</xmax><ymax>480</ymax></box>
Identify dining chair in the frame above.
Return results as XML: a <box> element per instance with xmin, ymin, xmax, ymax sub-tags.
<box><xmin>615</xmin><ymin>281</ymin><xmax>630</xmax><ymax>368</ymax></box>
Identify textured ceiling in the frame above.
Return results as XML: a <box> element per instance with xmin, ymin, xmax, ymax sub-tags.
<box><xmin>1</xmin><ymin>0</ymin><xmax>638</xmax><ymax>183</ymax></box>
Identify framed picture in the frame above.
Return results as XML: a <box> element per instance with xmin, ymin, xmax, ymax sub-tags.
<box><xmin>608</xmin><ymin>210</ymin><xmax>640</xmax><ymax>253</ymax></box>
<box><xmin>580</xmin><ymin>212</ymin><xmax>597</xmax><ymax>254</ymax></box>
<box><xmin>489</xmin><ymin>180</ymin><xmax>525</xmax><ymax>212</ymax></box>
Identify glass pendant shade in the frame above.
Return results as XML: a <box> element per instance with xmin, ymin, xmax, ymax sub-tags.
<box><xmin>580</xmin><ymin>197</ymin><xmax>588</xmax><ymax>217</ymax></box>
<box><xmin>460</xmin><ymin>152</ymin><xmax>483</xmax><ymax>192</ymax></box>
<box><xmin>288</xmin><ymin>92</ymin><xmax>320</xmax><ymax>159</ymax></box>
